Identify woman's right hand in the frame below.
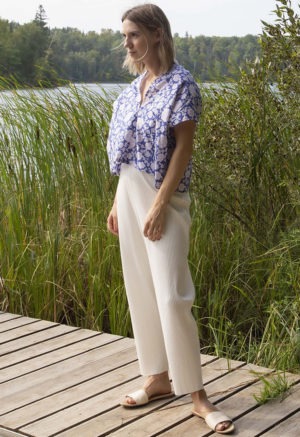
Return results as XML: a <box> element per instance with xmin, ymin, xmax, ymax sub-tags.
<box><xmin>107</xmin><ymin>201</ymin><xmax>118</xmax><ymax>236</ymax></box>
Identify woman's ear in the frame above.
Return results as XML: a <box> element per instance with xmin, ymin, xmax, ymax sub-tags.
<box><xmin>155</xmin><ymin>27</ymin><xmax>163</xmax><ymax>43</ymax></box>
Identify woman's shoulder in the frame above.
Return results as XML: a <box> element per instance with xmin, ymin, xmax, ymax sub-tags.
<box><xmin>168</xmin><ymin>63</ymin><xmax>198</xmax><ymax>87</ymax></box>
<box><xmin>113</xmin><ymin>76</ymin><xmax>140</xmax><ymax>107</ymax></box>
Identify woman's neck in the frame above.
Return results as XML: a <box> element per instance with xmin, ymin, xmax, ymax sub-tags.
<box><xmin>144</xmin><ymin>57</ymin><xmax>162</xmax><ymax>79</ymax></box>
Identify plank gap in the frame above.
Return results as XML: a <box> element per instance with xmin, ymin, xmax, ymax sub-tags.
<box><xmin>200</xmin><ymin>355</ymin><xmax>219</xmax><ymax>367</ymax></box>
<box><xmin>0</xmin><ymin>333</ymin><xmax>112</xmax><ymax>384</ymax></box>
<box><xmin>0</xmin><ymin>425</ymin><xmax>33</xmax><ymax>436</ymax></box>
<box><xmin>255</xmin><ymin>408</ymin><xmax>300</xmax><ymax>437</ymax></box>
<box><xmin>254</xmin><ymin>381</ymin><xmax>300</xmax><ymax>437</ymax></box>
<box><xmin>256</xmin><ymin>407</ymin><xmax>300</xmax><ymax>437</ymax></box>
<box><xmin>0</xmin><ymin>315</ymin><xmax>23</xmax><ymax>324</ymax></box>
<box><xmin>0</xmin><ymin>326</ymin><xmax>81</xmax><ymax>356</ymax></box>
<box><xmin>0</xmin><ymin>320</ymin><xmax>40</xmax><ymax>333</ymax></box>
<box><xmin>0</xmin><ymin>323</ymin><xmax>62</xmax><ymax>345</ymax></box>
<box><xmin>151</xmin><ymin>413</ymin><xmax>194</xmax><ymax>437</ymax></box>
<box><xmin>48</xmin><ymin>408</ymin><xmax>120</xmax><ymax>437</ymax></box>
<box><xmin>49</xmin><ymin>397</ymin><xmax>179</xmax><ymax>437</ymax></box>
<box><xmin>14</xmin><ymin>373</ymin><xmax>141</xmax><ymax>430</ymax></box>
<box><xmin>0</xmin><ymin>331</ymin><xmax>111</xmax><ymax>370</ymax></box>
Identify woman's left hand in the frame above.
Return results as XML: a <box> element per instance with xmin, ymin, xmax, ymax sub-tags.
<box><xmin>143</xmin><ymin>203</ymin><xmax>167</xmax><ymax>241</ymax></box>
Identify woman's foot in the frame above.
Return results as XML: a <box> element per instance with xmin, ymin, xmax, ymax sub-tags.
<box><xmin>192</xmin><ymin>389</ymin><xmax>234</xmax><ymax>434</ymax></box>
<box><xmin>123</xmin><ymin>371</ymin><xmax>172</xmax><ymax>406</ymax></box>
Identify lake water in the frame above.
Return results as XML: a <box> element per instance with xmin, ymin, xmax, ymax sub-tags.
<box><xmin>0</xmin><ymin>81</ymin><xmax>230</xmax><ymax>108</ymax></box>
<box><xmin>0</xmin><ymin>83</ymin><xmax>128</xmax><ymax>107</ymax></box>
<box><xmin>0</xmin><ymin>84</ymin><xmax>133</xmax><ymax>136</ymax></box>
<box><xmin>0</xmin><ymin>82</ymin><xmax>229</xmax><ymax>135</ymax></box>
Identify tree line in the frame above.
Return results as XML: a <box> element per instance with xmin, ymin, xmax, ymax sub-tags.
<box><xmin>0</xmin><ymin>5</ymin><xmax>261</xmax><ymax>87</ymax></box>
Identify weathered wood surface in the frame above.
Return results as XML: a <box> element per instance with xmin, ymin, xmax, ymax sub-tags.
<box><xmin>0</xmin><ymin>312</ymin><xmax>299</xmax><ymax>436</ymax></box>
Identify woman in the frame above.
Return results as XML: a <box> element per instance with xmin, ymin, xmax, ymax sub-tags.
<box><xmin>107</xmin><ymin>4</ymin><xmax>234</xmax><ymax>434</ymax></box>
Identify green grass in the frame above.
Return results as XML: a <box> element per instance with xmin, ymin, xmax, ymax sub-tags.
<box><xmin>253</xmin><ymin>371</ymin><xmax>293</xmax><ymax>405</ymax></box>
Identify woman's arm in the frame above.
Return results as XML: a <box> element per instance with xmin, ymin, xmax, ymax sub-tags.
<box><xmin>143</xmin><ymin>120</ymin><xmax>196</xmax><ymax>241</ymax></box>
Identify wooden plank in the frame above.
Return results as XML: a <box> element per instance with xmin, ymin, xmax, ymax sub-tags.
<box><xmin>200</xmin><ymin>356</ymin><xmax>244</xmax><ymax>382</ymax></box>
<box><xmin>262</xmin><ymin>410</ymin><xmax>300</xmax><ymax>436</ymax></box>
<box><xmin>0</xmin><ymin>313</ymin><xmax>23</xmax><ymax>323</ymax></box>
<box><xmin>206</xmin><ymin>362</ymin><xmax>272</xmax><ymax>400</ymax></box>
<box><xmin>0</xmin><ymin>316</ymin><xmax>40</xmax><ymax>333</ymax></box>
<box><xmin>0</xmin><ymin>361</ymin><xmax>140</xmax><ymax>429</ymax></box>
<box><xmin>0</xmin><ymin>428</ymin><xmax>28</xmax><ymax>437</ymax></box>
<box><xmin>0</xmin><ymin>328</ymin><xmax>106</xmax><ymax>368</ymax></box>
<box><xmin>0</xmin><ymin>338</ymin><xmax>136</xmax><ymax>415</ymax></box>
<box><xmin>0</xmin><ymin>332</ymin><xmax>117</xmax><ymax>383</ymax></box>
<box><xmin>0</xmin><ymin>319</ymin><xmax>61</xmax><ymax>344</ymax></box>
<box><xmin>0</xmin><ymin>323</ymin><xmax>78</xmax><ymax>356</ymax></box>
<box><xmin>199</xmin><ymin>354</ymin><xmax>218</xmax><ymax>366</ymax></box>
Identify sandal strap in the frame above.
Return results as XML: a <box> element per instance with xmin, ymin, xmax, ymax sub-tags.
<box><xmin>205</xmin><ymin>411</ymin><xmax>232</xmax><ymax>431</ymax></box>
<box><xmin>126</xmin><ymin>389</ymin><xmax>149</xmax><ymax>405</ymax></box>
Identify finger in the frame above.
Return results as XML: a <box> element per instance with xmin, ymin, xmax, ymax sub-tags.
<box><xmin>113</xmin><ymin>216</ymin><xmax>119</xmax><ymax>234</ymax></box>
<box><xmin>107</xmin><ymin>216</ymin><xmax>118</xmax><ymax>236</ymax></box>
<box><xmin>148</xmin><ymin>228</ymin><xmax>162</xmax><ymax>241</ymax></box>
<box><xmin>143</xmin><ymin>221</ymin><xmax>150</xmax><ymax>237</ymax></box>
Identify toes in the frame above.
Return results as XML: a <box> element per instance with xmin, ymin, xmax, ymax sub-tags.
<box><xmin>125</xmin><ymin>396</ymin><xmax>136</xmax><ymax>405</ymax></box>
<box><xmin>216</xmin><ymin>420</ymin><xmax>232</xmax><ymax>431</ymax></box>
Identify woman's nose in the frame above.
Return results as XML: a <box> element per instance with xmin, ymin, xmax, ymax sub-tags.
<box><xmin>124</xmin><ymin>37</ymin><xmax>132</xmax><ymax>48</ymax></box>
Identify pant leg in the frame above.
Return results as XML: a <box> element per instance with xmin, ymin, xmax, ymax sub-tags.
<box><xmin>117</xmin><ymin>165</ymin><xmax>169</xmax><ymax>375</ymax></box>
<box><xmin>145</xmin><ymin>194</ymin><xmax>204</xmax><ymax>395</ymax></box>
<box><xmin>117</xmin><ymin>164</ymin><xmax>203</xmax><ymax>395</ymax></box>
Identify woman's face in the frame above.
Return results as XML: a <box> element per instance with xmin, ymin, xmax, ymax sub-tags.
<box><xmin>122</xmin><ymin>19</ymin><xmax>160</xmax><ymax>64</ymax></box>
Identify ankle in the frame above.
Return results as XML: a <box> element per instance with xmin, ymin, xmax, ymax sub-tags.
<box><xmin>146</xmin><ymin>371</ymin><xmax>169</xmax><ymax>383</ymax></box>
<box><xmin>191</xmin><ymin>389</ymin><xmax>208</xmax><ymax>403</ymax></box>
<box><xmin>143</xmin><ymin>371</ymin><xmax>170</xmax><ymax>393</ymax></box>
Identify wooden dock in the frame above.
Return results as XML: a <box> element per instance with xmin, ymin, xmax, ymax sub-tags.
<box><xmin>0</xmin><ymin>311</ymin><xmax>299</xmax><ymax>437</ymax></box>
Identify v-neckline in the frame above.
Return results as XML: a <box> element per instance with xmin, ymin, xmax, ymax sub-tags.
<box><xmin>139</xmin><ymin>73</ymin><xmax>158</xmax><ymax>103</ymax></box>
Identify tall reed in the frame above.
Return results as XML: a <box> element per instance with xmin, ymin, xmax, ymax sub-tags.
<box><xmin>0</xmin><ymin>84</ymin><xmax>131</xmax><ymax>335</ymax></box>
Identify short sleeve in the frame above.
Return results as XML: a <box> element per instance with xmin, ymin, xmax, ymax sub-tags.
<box><xmin>170</xmin><ymin>80</ymin><xmax>202</xmax><ymax>127</ymax></box>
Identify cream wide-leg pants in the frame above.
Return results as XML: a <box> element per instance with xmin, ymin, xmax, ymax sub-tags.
<box><xmin>116</xmin><ymin>164</ymin><xmax>203</xmax><ymax>395</ymax></box>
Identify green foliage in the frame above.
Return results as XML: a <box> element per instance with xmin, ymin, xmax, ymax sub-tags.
<box><xmin>34</xmin><ymin>4</ymin><xmax>48</xmax><ymax>29</ymax></box>
<box><xmin>193</xmin><ymin>74</ymin><xmax>298</xmax><ymax>247</ymax></box>
<box><xmin>174</xmin><ymin>34</ymin><xmax>260</xmax><ymax>81</ymax></box>
<box><xmin>253</xmin><ymin>372</ymin><xmax>292</xmax><ymax>405</ymax></box>
<box><xmin>0</xmin><ymin>8</ymin><xmax>260</xmax><ymax>87</ymax></box>
<box><xmin>260</xmin><ymin>0</ymin><xmax>300</xmax><ymax>95</ymax></box>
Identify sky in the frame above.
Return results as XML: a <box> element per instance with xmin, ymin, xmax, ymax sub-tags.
<box><xmin>0</xmin><ymin>0</ymin><xmax>298</xmax><ymax>37</ymax></box>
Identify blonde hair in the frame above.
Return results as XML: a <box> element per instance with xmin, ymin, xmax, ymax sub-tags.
<box><xmin>122</xmin><ymin>3</ymin><xmax>175</xmax><ymax>75</ymax></box>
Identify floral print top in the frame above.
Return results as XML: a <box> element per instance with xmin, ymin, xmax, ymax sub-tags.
<box><xmin>107</xmin><ymin>63</ymin><xmax>201</xmax><ymax>192</ymax></box>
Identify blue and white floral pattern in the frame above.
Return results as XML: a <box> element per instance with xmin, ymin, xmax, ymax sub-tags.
<box><xmin>107</xmin><ymin>63</ymin><xmax>201</xmax><ymax>192</ymax></box>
